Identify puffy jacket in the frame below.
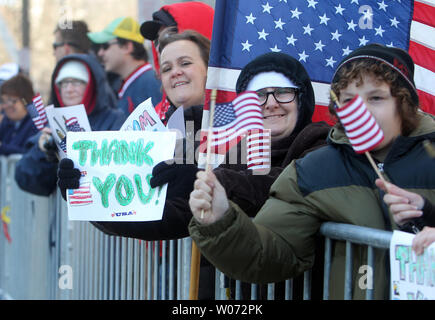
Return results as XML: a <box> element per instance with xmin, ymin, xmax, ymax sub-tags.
<box><xmin>0</xmin><ymin>114</ymin><xmax>38</xmax><ymax>156</ymax></box>
<box><xmin>15</xmin><ymin>54</ymin><xmax>126</xmax><ymax>196</ymax></box>
<box><xmin>189</xmin><ymin>112</ymin><xmax>435</xmax><ymax>300</ymax></box>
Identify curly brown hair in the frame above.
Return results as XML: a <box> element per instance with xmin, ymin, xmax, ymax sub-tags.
<box><xmin>329</xmin><ymin>59</ymin><xmax>420</xmax><ymax>136</ymax></box>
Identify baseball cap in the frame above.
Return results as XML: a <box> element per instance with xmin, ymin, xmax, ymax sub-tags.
<box><xmin>140</xmin><ymin>9</ymin><xmax>177</xmax><ymax>41</ymax></box>
<box><xmin>87</xmin><ymin>17</ymin><xmax>144</xmax><ymax>44</ymax></box>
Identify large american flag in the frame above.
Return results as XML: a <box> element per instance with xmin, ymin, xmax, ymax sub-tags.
<box><xmin>204</xmin><ymin>0</ymin><xmax>435</xmax><ymax>125</ymax></box>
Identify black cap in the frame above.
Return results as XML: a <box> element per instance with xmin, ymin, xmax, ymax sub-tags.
<box><xmin>332</xmin><ymin>43</ymin><xmax>419</xmax><ymax>105</ymax></box>
<box><xmin>140</xmin><ymin>9</ymin><xmax>177</xmax><ymax>41</ymax></box>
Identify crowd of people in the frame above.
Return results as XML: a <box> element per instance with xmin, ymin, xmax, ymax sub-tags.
<box><xmin>0</xmin><ymin>1</ymin><xmax>434</xmax><ymax>300</ymax></box>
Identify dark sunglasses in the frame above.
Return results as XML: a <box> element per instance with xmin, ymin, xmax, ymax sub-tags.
<box><xmin>52</xmin><ymin>41</ymin><xmax>78</xmax><ymax>50</ymax></box>
<box><xmin>100</xmin><ymin>41</ymin><xmax>119</xmax><ymax>50</ymax></box>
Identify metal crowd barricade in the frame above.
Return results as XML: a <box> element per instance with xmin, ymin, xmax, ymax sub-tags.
<box><xmin>0</xmin><ymin>155</ymin><xmax>394</xmax><ymax>300</ymax></box>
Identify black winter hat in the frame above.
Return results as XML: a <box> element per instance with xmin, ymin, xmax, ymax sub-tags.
<box><xmin>236</xmin><ymin>52</ymin><xmax>315</xmax><ymax>135</ymax></box>
<box><xmin>140</xmin><ymin>9</ymin><xmax>177</xmax><ymax>41</ymax></box>
<box><xmin>332</xmin><ymin>43</ymin><xmax>419</xmax><ymax>105</ymax></box>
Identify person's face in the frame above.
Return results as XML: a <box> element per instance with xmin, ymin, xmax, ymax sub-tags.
<box><xmin>258</xmin><ymin>87</ymin><xmax>299</xmax><ymax>141</ymax></box>
<box><xmin>339</xmin><ymin>73</ymin><xmax>402</xmax><ymax>151</ymax></box>
<box><xmin>160</xmin><ymin>40</ymin><xmax>207</xmax><ymax>108</ymax></box>
<box><xmin>0</xmin><ymin>94</ymin><xmax>28</xmax><ymax>121</ymax></box>
<box><xmin>53</xmin><ymin>31</ymin><xmax>70</xmax><ymax>62</ymax></box>
<box><xmin>97</xmin><ymin>40</ymin><xmax>125</xmax><ymax>74</ymax></box>
<box><xmin>59</xmin><ymin>78</ymin><xmax>87</xmax><ymax>106</ymax></box>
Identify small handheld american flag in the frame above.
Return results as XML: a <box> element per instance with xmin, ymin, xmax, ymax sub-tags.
<box><xmin>199</xmin><ymin>91</ymin><xmax>270</xmax><ymax>170</ymax></box>
<box><xmin>27</xmin><ymin>94</ymin><xmax>48</xmax><ymax>130</ymax></box>
<box><xmin>334</xmin><ymin>94</ymin><xmax>384</xmax><ymax>154</ymax></box>
<box><xmin>331</xmin><ymin>91</ymin><xmax>385</xmax><ymax>181</ymax></box>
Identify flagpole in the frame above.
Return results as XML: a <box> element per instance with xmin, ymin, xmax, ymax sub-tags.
<box><xmin>189</xmin><ymin>89</ymin><xmax>218</xmax><ymax>300</ymax></box>
<box><xmin>330</xmin><ymin>90</ymin><xmax>385</xmax><ymax>182</ymax></box>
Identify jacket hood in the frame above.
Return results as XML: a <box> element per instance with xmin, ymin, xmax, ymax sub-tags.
<box><xmin>162</xmin><ymin>2</ymin><xmax>214</xmax><ymax>40</ymax></box>
<box><xmin>51</xmin><ymin>53</ymin><xmax>116</xmax><ymax>116</ymax></box>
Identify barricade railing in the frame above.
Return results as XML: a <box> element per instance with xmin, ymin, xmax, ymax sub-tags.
<box><xmin>0</xmin><ymin>155</ymin><xmax>394</xmax><ymax>300</ymax></box>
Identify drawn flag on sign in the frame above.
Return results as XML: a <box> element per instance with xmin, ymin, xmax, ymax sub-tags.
<box><xmin>335</xmin><ymin>95</ymin><xmax>384</xmax><ymax>154</ymax></box>
<box><xmin>28</xmin><ymin>94</ymin><xmax>48</xmax><ymax>130</ymax></box>
<box><xmin>200</xmin><ymin>91</ymin><xmax>264</xmax><ymax>154</ymax></box>
<box><xmin>68</xmin><ymin>182</ymin><xmax>93</xmax><ymax>206</ymax></box>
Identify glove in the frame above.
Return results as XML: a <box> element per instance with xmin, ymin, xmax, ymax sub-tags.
<box><xmin>150</xmin><ymin>161</ymin><xmax>200</xmax><ymax>199</ymax></box>
<box><xmin>43</xmin><ymin>136</ymin><xmax>59</xmax><ymax>163</ymax></box>
<box><xmin>57</xmin><ymin>158</ymin><xmax>81</xmax><ymax>201</ymax></box>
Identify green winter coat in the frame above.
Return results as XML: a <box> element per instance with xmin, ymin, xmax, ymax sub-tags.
<box><xmin>189</xmin><ymin>112</ymin><xmax>435</xmax><ymax>300</ymax></box>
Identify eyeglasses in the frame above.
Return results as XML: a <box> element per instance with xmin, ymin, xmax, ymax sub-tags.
<box><xmin>58</xmin><ymin>79</ymin><xmax>86</xmax><ymax>89</ymax></box>
<box><xmin>256</xmin><ymin>88</ymin><xmax>298</xmax><ymax>106</ymax></box>
<box><xmin>0</xmin><ymin>97</ymin><xmax>20</xmax><ymax>106</ymax></box>
<box><xmin>100</xmin><ymin>40</ymin><xmax>119</xmax><ymax>50</ymax></box>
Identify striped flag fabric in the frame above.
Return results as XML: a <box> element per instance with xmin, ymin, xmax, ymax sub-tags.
<box><xmin>335</xmin><ymin>94</ymin><xmax>384</xmax><ymax>153</ymax></box>
<box><xmin>246</xmin><ymin>129</ymin><xmax>271</xmax><ymax>170</ymax></box>
<box><xmin>28</xmin><ymin>94</ymin><xmax>48</xmax><ymax>130</ymax></box>
<box><xmin>199</xmin><ymin>91</ymin><xmax>266</xmax><ymax>157</ymax></box>
<box><xmin>204</xmin><ymin>0</ymin><xmax>435</xmax><ymax>127</ymax></box>
<box><xmin>64</xmin><ymin>116</ymin><xmax>83</xmax><ymax>132</ymax></box>
<box><xmin>68</xmin><ymin>182</ymin><xmax>93</xmax><ymax>206</ymax></box>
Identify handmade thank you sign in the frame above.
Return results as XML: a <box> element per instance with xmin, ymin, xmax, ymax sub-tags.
<box><xmin>390</xmin><ymin>231</ymin><xmax>435</xmax><ymax>300</ymax></box>
<box><xmin>66</xmin><ymin>131</ymin><xmax>176</xmax><ymax>221</ymax></box>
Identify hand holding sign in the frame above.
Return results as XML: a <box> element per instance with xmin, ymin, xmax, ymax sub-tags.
<box><xmin>66</xmin><ymin>131</ymin><xmax>176</xmax><ymax>221</ymax></box>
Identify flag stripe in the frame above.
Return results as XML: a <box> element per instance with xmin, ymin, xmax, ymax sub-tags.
<box><xmin>409</xmin><ymin>42</ymin><xmax>435</xmax><ymax>73</ymax></box>
<box><xmin>413</xmin><ymin>1</ymin><xmax>435</xmax><ymax>28</ymax></box>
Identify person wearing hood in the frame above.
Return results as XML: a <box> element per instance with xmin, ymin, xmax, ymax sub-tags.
<box><xmin>188</xmin><ymin>44</ymin><xmax>435</xmax><ymax>300</ymax></box>
<box><xmin>15</xmin><ymin>54</ymin><xmax>126</xmax><ymax>196</ymax></box>
<box><xmin>0</xmin><ymin>74</ymin><xmax>39</xmax><ymax>155</ymax></box>
<box><xmin>139</xmin><ymin>1</ymin><xmax>214</xmax><ymax>121</ymax></box>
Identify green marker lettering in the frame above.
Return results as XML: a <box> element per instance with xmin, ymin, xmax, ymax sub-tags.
<box><xmin>93</xmin><ymin>174</ymin><xmax>116</xmax><ymax>208</ymax></box>
<box><xmin>134</xmin><ymin>173</ymin><xmax>155</xmax><ymax>205</ymax></box>
<box><xmin>72</xmin><ymin>140</ymin><xmax>93</xmax><ymax>166</ymax></box>
<box><xmin>115</xmin><ymin>175</ymin><xmax>134</xmax><ymax>206</ymax></box>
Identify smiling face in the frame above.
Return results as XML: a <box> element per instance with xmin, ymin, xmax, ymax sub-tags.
<box><xmin>59</xmin><ymin>78</ymin><xmax>87</xmax><ymax>106</ymax></box>
<box><xmin>0</xmin><ymin>94</ymin><xmax>28</xmax><ymax>121</ymax></box>
<box><xmin>259</xmin><ymin>87</ymin><xmax>299</xmax><ymax>141</ymax></box>
<box><xmin>159</xmin><ymin>40</ymin><xmax>207</xmax><ymax>108</ymax></box>
<box><xmin>338</xmin><ymin>73</ymin><xmax>402</xmax><ymax>151</ymax></box>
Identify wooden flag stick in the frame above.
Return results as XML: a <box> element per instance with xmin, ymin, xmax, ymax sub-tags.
<box><xmin>330</xmin><ymin>90</ymin><xmax>385</xmax><ymax>182</ymax></box>
<box><xmin>189</xmin><ymin>89</ymin><xmax>218</xmax><ymax>300</ymax></box>
<box><xmin>201</xmin><ymin>89</ymin><xmax>218</xmax><ymax>219</ymax></box>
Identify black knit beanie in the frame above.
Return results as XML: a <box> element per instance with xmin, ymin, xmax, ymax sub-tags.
<box><xmin>236</xmin><ymin>52</ymin><xmax>315</xmax><ymax>135</ymax></box>
<box><xmin>332</xmin><ymin>43</ymin><xmax>419</xmax><ymax>105</ymax></box>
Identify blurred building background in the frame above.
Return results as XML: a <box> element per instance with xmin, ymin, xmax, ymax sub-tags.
<box><xmin>0</xmin><ymin>0</ymin><xmax>215</xmax><ymax>101</ymax></box>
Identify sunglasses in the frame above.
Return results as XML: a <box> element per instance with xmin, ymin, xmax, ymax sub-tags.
<box><xmin>100</xmin><ymin>41</ymin><xmax>119</xmax><ymax>51</ymax></box>
<box><xmin>52</xmin><ymin>42</ymin><xmax>78</xmax><ymax>50</ymax></box>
